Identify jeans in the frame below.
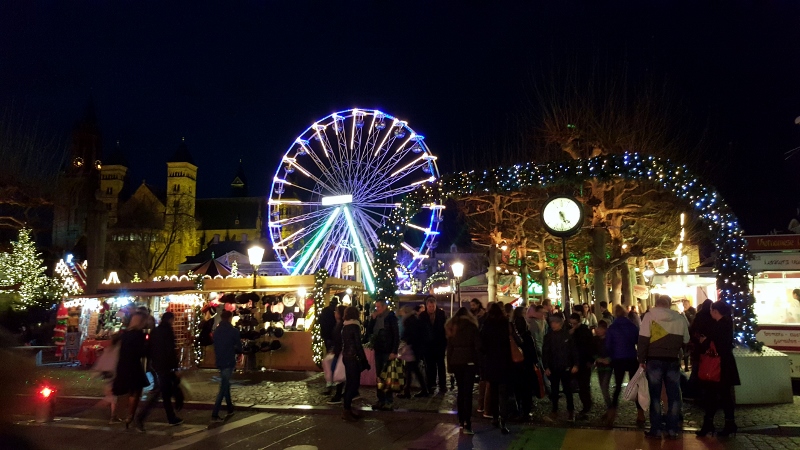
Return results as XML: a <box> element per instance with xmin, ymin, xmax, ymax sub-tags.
<box><xmin>548</xmin><ymin>369</ymin><xmax>574</xmax><ymax>412</ymax></box>
<box><xmin>597</xmin><ymin>368</ymin><xmax>612</xmax><ymax>409</ymax></box>
<box><xmin>137</xmin><ymin>371</ymin><xmax>178</xmax><ymax>423</ymax></box>
<box><xmin>403</xmin><ymin>360</ymin><xmax>429</xmax><ymax>395</ymax></box>
<box><xmin>424</xmin><ymin>352</ymin><xmax>447</xmax><ymax>390</ymax></box>
<box><xmin>452</xmin><ymin>365</ymin><xmax>476</xmax><ymax>425</ymax></box>
<box><xmin>343</xmin><ymin>358</ymin><xmax>361</xmax><ymax>410</ymax></box>
<box><xmin>646</xmin><ymin>359</ymin><xmax>682</xmax><ymax>435</ymax></box>
<box><xmin>489</xmin><ymin>381</ymin><xmax>509</xmax><ymax>420</ymax></box>
<box><xmin>611</xmin><ymin>358</ymin><xmax>642</xmax><ymax>409</ymax></box>
<box><xmin>576</xmin><ymin>366</ymin><xmax>593</xmax><ymax>413</ymax></box>
<box><xmin>375</xmin><ymin>352</ymin><xmax>393</xmax><ymax>405</ymax></box>
<box><xmin>212</xmin><ymin>367</ymin><xmax>234</xmax><ymax>418</ymax></box>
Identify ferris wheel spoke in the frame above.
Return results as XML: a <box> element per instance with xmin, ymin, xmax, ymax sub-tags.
<box><xmin>291</xmin><ymin>142</ymin><xmax>347</xmax><ymax>194</ymax></box>
<box><xmin>283</xmin><ymin>157</ymin><xmax>343</xmax><ymax>195</ymax></box>
<box><xmin>269</xmin><ymin>208</ymin><xmax>331</xmax><ymax>228</ymax></box>
<box><xmin>359</xmin><ymin>180</ymin><xmax>432</xmax><ymax>205</ymax></box>
<box><xmin>352</xmin><ymin>207</ymin><xmax>381</xmax><ymax>249</ymax></box>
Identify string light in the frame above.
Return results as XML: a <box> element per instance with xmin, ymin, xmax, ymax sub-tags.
<box><xmin>0</xmin><ymin>228</ymin><xmax>63</xmax><ymax>310</ymax></box>
<box><xmin>311</xmin><ymin>269</ymin><xmax>328</xmax><ymax>365</ymax></box>
<box><xmin>372</xmin><ymin>152</ymin><xmax>760</xmax><ymax>350</ymax></box>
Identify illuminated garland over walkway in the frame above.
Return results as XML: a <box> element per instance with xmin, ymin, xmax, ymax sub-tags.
<box><xmin>374</xmin><ymin>152</ymin><xmax>758</xmax><ymax>349</ymax></box>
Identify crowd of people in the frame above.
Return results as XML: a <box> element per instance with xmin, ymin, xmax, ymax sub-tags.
<box><xmin>319</xmin><ymin>293</ymin><xmax>740</xmax><ymax>439</ymax></box>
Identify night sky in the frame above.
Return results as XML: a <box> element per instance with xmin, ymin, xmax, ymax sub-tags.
<box><xmin>2</xmin><ymin>1</ymin><xmax>800</xmax><ymax>235</ymax></box>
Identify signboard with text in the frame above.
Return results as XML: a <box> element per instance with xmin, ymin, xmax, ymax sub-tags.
<box><xmin>749</xmin><ymin>252</ymin><xmax>800</xmax><ymax>272</ymax></box>
<box><xmin>746</xmin><ymin>235</ymin><xmax>800</xmax><ymax>252</ymax></box>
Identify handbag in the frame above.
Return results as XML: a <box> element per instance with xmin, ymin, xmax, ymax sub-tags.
<box><xmin>509</xmin><ymin>324</ymin><xmax>524</xmax><ymax>363</ymax></box>
<box><xmin>322</xmin><ymin>352</ymin><xmax>336</xmax><ymax>384</ymax></box>
<box><xmin>533</xmin><ymin>365</ymin><xmax>547</xmax><ymax>399</ymax></box>
<box><xmin>623</xmin><ymin>366</ymin><xmax>646</xmax><ymax>402</ymax></box>
<box><xmin>699</xmin><ymin>342</ymin><xmax>722</xmax><ymax>382</ymax></box>
<box><xmin>332</xmin><ymin>355</ymin><xmax>347</xmax><ymax>384</ymax></box>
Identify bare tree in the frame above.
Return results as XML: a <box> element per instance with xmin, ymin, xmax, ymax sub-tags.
<box><xmin>0</xmin><ymin>105</ymin><xmax>65</xmax><ymax>231</ymax></box>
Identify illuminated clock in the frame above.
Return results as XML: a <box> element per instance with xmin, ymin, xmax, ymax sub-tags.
<box><xmin>541</xmin><ymin>195</ymin><xmax>584</xmax><ymax>237</ymax></box>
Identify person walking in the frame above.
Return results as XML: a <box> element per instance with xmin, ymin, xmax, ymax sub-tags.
<box><xmin>580</xmin><ymin>303</ymin><xmax>599</xmax><ymax>328</ymax></box>
<box><xmin>327</xmin><ymin>305</ymin><xmax>347</xmax><ymax>404</ymax></box>
<box><xmin>606</xmin><ymin>304</ymin><xmax>645</xmax><ymax>427</ymax></box>
<box><xmin>512</xmin><ymin>306</ymin><xmax>537</xmax><ymax>418</ymax></box>
<box><xmin>367</xmin><ymin>299</ymin><xmax>400</xmax><ymax>410</ymax></box>
<box><xmin>480</xmin><ymin>303</ymin><xmax>512</xmax><ymax>434</ymax></box>
<box><xmin>446</xmin><ymin>307</ymin><xmax>481</xmax><ymax>435</ymax></box>
<box><xmin>689</xmin><ymin>299</ymin><xmax>714</xmax><ymax>387</ymax></box>
<box><xmin>593</xmin><ymin>320</ymin><xmax>612</xmax><ymax>418</ymax></box>
<box><xmin>113</xmin><ymin>313</ymin><xmax>150</xmax><ymax>429</ymax></box>
<box><xmin>696</xmin><ymin>301</ymin><xmax>741</xmax><ymax>437</ymax></box>
<box><xmin>420</xmin><ymin>296</ymin><xmax>448</xmax><ymax>394</ymax></box>
<box><xmin>542</xmin><ymin>314</ymin><xmax>578</xmax><ymax>423</ymax></box>
<box><xmin>598</xmin><ymin>301</ymin><xmax>614</xmax><ymax>325</ymax></box>
<box><xmin>341</xmin><ymin>306</ymin><xmax>369</xmax><ymax>422</ymax></box>
<box><xmin>211</xmin><ymin>310</ymin><xmax>241</xmax><ymax>422</ymax></box>
<box><xmin>135</xmin><ymin>312</ymin><xmax>182</xmax><ymax>431</ymax></box>
<box><xmin>682</xmin><ymin>300</ymin><xmax>697</xmax><ymax>371</ymax></box>
<box><xmin>638</xmin><ymin>295</ymin><xmax>690</xmax><ymax>440</ymax></box>
<box><xmin>568</xmin><ymin>313</ymin><xmax>594</xmax><ymax>420</ymax></box>
<box><xmin>398</xmin><ymin>305</ymin><xmax>430</xmax><ymax>399</ymax></box>
<box><xmin>469</xmin><ymin>298</ymin><xmax>487</xmax><ymax>328</ymax></box>
<box><xmin>320</xmin><ymin>298</ymin><xmax>340</xmax><ymax>395</ymax></box>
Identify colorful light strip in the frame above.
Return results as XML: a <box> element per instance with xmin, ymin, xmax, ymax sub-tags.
<box><xmin>343</xmin><ymin>206</ymin><xmax>376</xmax><ymax>292</ymax></box>
<box><xmin>291</xmin><ymin>207</ymin><xmax>341</xmax><ymax>275</ymax></box>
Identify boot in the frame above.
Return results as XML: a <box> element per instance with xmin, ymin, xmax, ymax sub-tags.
<box><xmin>341</xmin><ymin>410</ymin><xmax>357</xmax><ymax>422</ymax></box>
<box><xmin>498</xmin><ymin>417</ymin><xmax>510</xmax><ymax>435</ymax></box>
<box><xmin>462</xmin><ymin>420</ymin><xmax>474</xmax><ymax>435</ymax></box>
<box><xmin>718</xmin><ymin>420</ymin><xmax>737</xmax><ymax>437</ymax></box>
<box><xmin>696</xmin><ymin>417</ymin><xmax>715</xmax><ymax>437</ymax></box>
<box><xmin>605</xmin><ymin>408</ymin><xmax>617</xmax><ymax>428</ymax></box>
<box><xmin>636</xmin><ymin>409</ymin><xmax>646</xmax><ymax>428</ymax></box>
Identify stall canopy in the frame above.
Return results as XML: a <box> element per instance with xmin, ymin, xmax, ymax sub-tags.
<box><xmin>190</xmin><ymin>259</ymin><xmax>232</xmax><ymax>278</ymax></box>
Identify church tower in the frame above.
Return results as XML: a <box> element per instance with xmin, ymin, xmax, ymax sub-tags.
<box><xmin>164</xmin><ymin>138</ymin><xmax>198</xmax><ymax>274</ymax></box>
<box><xmin>99</xmin><ymin>141</ymin><xmax>128</xmax><ymax>225</ymax></box>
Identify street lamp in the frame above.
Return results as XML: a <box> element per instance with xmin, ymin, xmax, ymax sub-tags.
<box><xmin>451</xmin><ymin>262</ymin><xmax>464</xmax><ymax>313</ymax></box>
<box><xmin>248</xmin><ymin>245</ymin><xmax>265</xmax><ymax>289</ymax></box>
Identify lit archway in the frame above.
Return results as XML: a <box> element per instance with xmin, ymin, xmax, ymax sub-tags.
<box><xmin>374</xmin><ymin>152</ymin><xmax>757</xmax><ymax>348</ymax></box>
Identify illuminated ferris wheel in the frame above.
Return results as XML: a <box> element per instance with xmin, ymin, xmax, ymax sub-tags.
<box><xmin>268</xmin><ymin>109</ymin><xmax>443</xmax><ymax>292</ymax></box>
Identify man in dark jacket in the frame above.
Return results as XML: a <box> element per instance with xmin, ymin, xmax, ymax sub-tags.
<box><xmin>542</xmin><ymin>315</ymin><xmax>578</xmax><ymax>422</ymax></box>
<box><xmin>367</xmin><ymin>299</ymin><xmax>399</xmax><ymax>410</ymax></box>
<box><xmin>212</xmin><ymin>310</ymin><xmax>242</xmax><ymax>421</ymax></box>
<box><xmin>419</xmin><ymin>296</ymin><xmax>448</xmax><ymax>393</ymax></box>
<box><xmin>400</xmin><ymin>308</ymin><xmax>430</xmax><ymax>398</ymax></box>
<box><xmin>136</xmin><ymin>312</ymin><xmax>182</xmax><ymax>429</ymax></box>
<box><xmin>569</xmin><ymin>313</ymin><xmax>595</xmax><ymax>420</ymax></box>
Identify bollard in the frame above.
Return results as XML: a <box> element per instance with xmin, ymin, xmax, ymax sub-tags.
<box><xmin>35</xmin><ymin>386</ymin><xmax>56</xmax><ymax>423</ymax></box>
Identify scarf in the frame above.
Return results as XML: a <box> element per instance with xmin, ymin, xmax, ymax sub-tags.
<box><xmin>373</xmin><ymin>309</ymin><xmax>389</xmax><ymax>332</ymax></box>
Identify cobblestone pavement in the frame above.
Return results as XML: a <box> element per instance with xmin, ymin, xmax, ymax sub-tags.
<box><xmin>33</xmin><ymin>366</ymin><xmax>800</xmax><ymax>433</ymax></box>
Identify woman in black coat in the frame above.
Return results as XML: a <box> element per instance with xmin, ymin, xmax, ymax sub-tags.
<box><xmin>696</xmin><ymin>301</ymin><xmax>741</xmax><ymax>437</ymax></box>
<box><xmin>112</xmin><ymin>313</ymin><xmax>150</xmax><ymax>427</ymax></box>
<box><xmin>512</xmin><ymin>306</ymin><xmax>537</xmax><ymax>418</ymax></box>
<box><xmin>340</xmin><ymin>306</ymin><xmax>369</xmax><ymax>422</ymax></box>
<box><xmin>480</xmin><ymin>303</ymin><xmax>513</xmax><ymax>434</ymax></box>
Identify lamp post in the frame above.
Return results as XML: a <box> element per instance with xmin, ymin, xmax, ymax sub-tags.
<box><xmin>451</xmin><ymin>262</ymin><xmax>464</xmax><ymax>314</ymax></box>
<box><xmin>248</xmin><ymin>245</ymin><xmax>265</xmax><ymax>289</ymax></box>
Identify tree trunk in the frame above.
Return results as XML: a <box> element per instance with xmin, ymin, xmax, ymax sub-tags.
<box><xmin>487</xmin><ymin>244</ymin><xmax>498</xmax><ymax>303</ymax></box>
<box><xmin>620</xmin><ymin>263</ymin><xmax>635</xmax><ymax>306</ymax></box>
<box><xmin>590</xmin><ymin>227</ymin><xmax>609</xmax><ymax>306</ymax></box>
<box><xmin>610</xmin><ymin>268</ymin><xmax>622</xmax><ymax>305</ymax></box>
<box><xmin>539</xmin><ymin>259</ymin><xmax>549</xmax><ymax>301</ymax></box>
<box><xmin>518</xmin><ymin>238</ymin><xmax>529</xmax><ymax>304</ymax></box>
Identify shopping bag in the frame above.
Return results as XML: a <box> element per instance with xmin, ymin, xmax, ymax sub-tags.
<box><xmin>533</xmin><ymin>365</ymin><xmax>547</xmax><ymax>399</ymax></box>
<box><xmin>91</xmin><ymin>343</ymin><xmax>120</xmax><ymax>379</ymax></box>
<box><xmin>623</xmin><ymin>366</ymin><xmax>646</xmax><ymax>402</ymax></box>
<box><xmin>333</xmin><ymin>356</ymin><xmax>347</xmax><ymax>384</ymax></box>
<box><xmin>699</xmin><ymin>342</ymin><xmax>721</xmax><ymax>382</ymax></box>
<box><xmin>378</xmin><ymin>358</ymin><xmax>405</xmax><ymax>392</ymax></box>
<box><xmin>322</xmin><ymin>352</ymin><xmax>335</xmax><ymax>384</ymax></box>
<box><xmin>636</xmin><ymin>373</ymin><xmax>650</xmax><ymax>411</ymax></box>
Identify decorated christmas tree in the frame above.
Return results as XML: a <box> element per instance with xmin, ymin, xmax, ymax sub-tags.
<box><xmin>0</xmin><ymin>228</ymin><xmax>60</xmax><ymax>310</ymax></box>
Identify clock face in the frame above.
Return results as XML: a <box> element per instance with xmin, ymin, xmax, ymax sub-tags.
<box><xmin>542</xmin><ymin>196</ymin><xmax>583</xmax><ymax>235</ymax></box>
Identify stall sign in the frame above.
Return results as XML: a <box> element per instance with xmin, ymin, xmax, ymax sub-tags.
<box><xmin>756</xmin><ymin>327</ymin><xmax>800</xmax><ymax>351</ymax></box>
<box><xmin>341</xmin><ymin>262</ymin><xmax>355</xmax><ymax>276</ymax></box>
<box><xmin>749</xmin><ymin>252</ymin><xmax>800</xmax><ymax>272</ymax></box>
<box><xmin>746</xmin><ymin>235</ymin><xmax>800</xmax><ymax>252</ymax></box>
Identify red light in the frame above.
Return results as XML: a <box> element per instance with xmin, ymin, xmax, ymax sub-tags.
<box><xmin>39</xmin><ymin>387</ymin><xmax>54</xmax><ymax>398</ymax></box>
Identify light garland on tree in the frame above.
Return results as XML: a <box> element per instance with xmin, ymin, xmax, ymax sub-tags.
<box><xmin>373</xmin><ymin>153</ymin><xmax>759</xmax><ymax>349</ymax></box>
<box><xmin>190</xmin><ymin>304</ymin><xmax>203</xmax><ymax>366</ymax></box>
<box><xmin>311</xmin><ymin>269</ymin><xmax>328</xmax><ymax>366</ymax></box>
<box><xmin>0</xmin><ymin>228</ymin><xmax>62</xmax><ymax>310</ymax></box>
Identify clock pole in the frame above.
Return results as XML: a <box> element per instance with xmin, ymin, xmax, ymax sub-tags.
<box><xmin>561</xmin><ymin>237</ymin><xmax>570</xmax><ymax>315</ymax></box>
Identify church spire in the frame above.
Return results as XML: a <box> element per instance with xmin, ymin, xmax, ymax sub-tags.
<box><xmin>230</xmin><ymin>159</ymin><xmax>248</xmax><ymax>197</ymax></box>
